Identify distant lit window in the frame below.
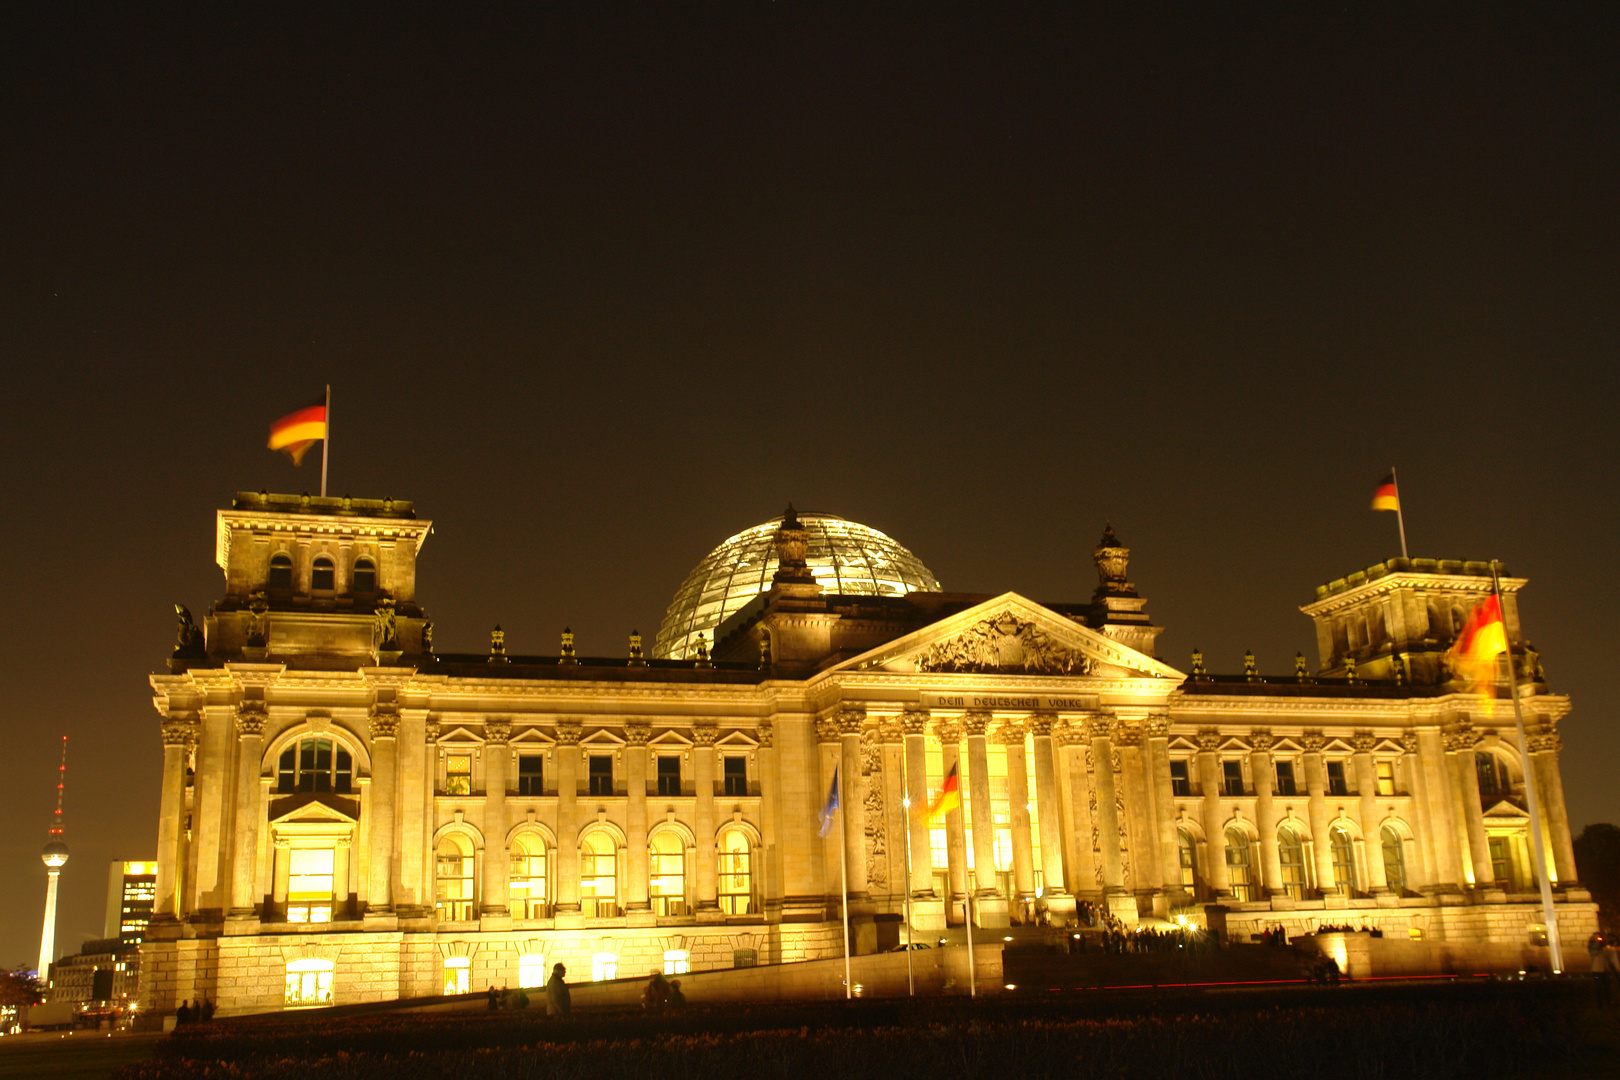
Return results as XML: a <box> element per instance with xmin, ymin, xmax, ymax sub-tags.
<box><xmin>311</xmin><ymin>556</ymin><xmax>335</xmax><ymax>591</ymax></box>
<box><xmin>649</xmin><ymin>831</ymin><xmax>686</xmax><ymax>916</ymax></box>
<box><xmin>286</xmin><ymin>848</ymin><xmax>334</xmax><ymax>923</ymax></box>
<box><xmin>442</xmin><ymin>956</ymin><xmax>469</xmax><ymax>995</ymax></box>
<box><xmin>723</xmin><ymin>756</ymin><xmax>748</xmax><ymax>797</ymax></box>
<box><xmin>277</xmin><ymin>738</ymin><xmax>353</xmax><ymax>794</ymax></box>
<box><xmin>592</xmin><ymin>952</ymin><xmax>618</xmax><ymax>982</ymax></box>
<box><xmin>517</xmin><ymin>755</ymin><xmax>544</xmax><ymax>796</ymax></box>
<box><xmin>1177</xmin><ymin>829</ymin><xmax>1197</xmax><ymax>892</ymax></box>
<box><xmin>1330</xmin><ymin>825</ymin><xmax>1356</xmax><ymax>892</ymax></box>
<box><xmin>445</xmin><ymin>754</ymin><xmax>472</xmax><ymax>796</ymax></box>
<box><xmin>509</xmin><ymin>835</ymin><xmax>548</xmax><ymax>918</ymax></box>
<box><xmin>1381</xmin><ymin>825</ymin><xmax>1407</xmax><ymax>892</ymax></box>
<box><xmin>1169</xmin><ymin>760</ymin><xmax>1191</xmax><ymax>797</ymax></box>
<box><xmin>269</xmin><ymin>553</ymin><xmax>294</xmax><ymax>591</ymax></box>
<box><xmin>518</xmin><ymin>954</ymin><xmax>546</xmax><ymax>989</ymax></box>
<box><xmin>657</xmin><ymin>755</ymin><xmax>681</xmax><ymax>797</ymax></box>
<box><xmin>284</xmin><ymin>958</ymin><xmax>333</xmax><ymax>1006</ymax></box>
<box><xmin>580</xmin><ymin>832</ymin><xmax>618</xmax><ymax>917</ymax></box>
<box><xmin>1278</xmin><ymin>827</ymin><xmax>1308</xmax><ymax>900</ymax></box>
<box><xmin>435</xmin><ymin>835</ymin><xmax>474</xmax><ymax>921</ymax></box>
<box><xmin>718</xmin><ymin>828</ymin><xmax>752</xmax><ymax>915</ymax></box>
<box><xmin>1224</xmin><ymin>827</ymin><xmax>1254</xmax><ymax>902</ymax></box>
<box><xmin>663</xmin><ymin>949</ymin><xmax>689</xmax><ymax>976</ymax></box>
<box><xmin>351</xmin><ymin>558</ymin><xmax>376</xmax><ymax>593</ymax></box>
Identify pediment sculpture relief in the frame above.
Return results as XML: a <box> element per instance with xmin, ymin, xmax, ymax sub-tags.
<box><xmin>915</xmin><ymin>614</ymin><xmax>1092</xmax><ymax>676</ymax></box>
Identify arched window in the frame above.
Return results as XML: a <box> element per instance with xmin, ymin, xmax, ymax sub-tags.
<box><xmin>1176</xmin><ymin>829</ymin><xmax>1198</xmax><ymax>894</ymax></box>
<box><xmin>718</xmin><ymin>828</ymin><xmax>752</xmax><ymax>915</ymax></box>
<box><xmin>649</xmin><ymin>832</ymin><xmax>686</xmax><ymax>916</ymax></box>
<box><xmin>351</xmin><ymin>557</ymin><xmax>376</xmax><ymax>593</ymax></box>
<box><xmin>1330</xmin><ymin>825</ymin><xmax>1356</xmax><ymax>893</ymax></box>
<box><xmin>1475</xmin><ymin>752</ymin><xmax>1511</xmax><ymax>800</ymax></box>
<box><xmin>580</xmin><ymin>832</ymin><xmax>618</xmax><ymax>918</ymax></box>
<box><xmin>276</xmin><ymin>738</ymin><xmax>354</xmax><ymax>794</ymax></box>
<box><xmin>509</xmin><ymin>835</ymin><xmax>548</xmax><ymax>919</ymax></box>
<box><xmin>435</xmin><ymin>835</ymin><xmax>474</xmax><ymax>921</ymax></box>
<box><xmin>269</xmin><ymin>553</ymin><xmax>294</xmax><ymax>591</ymax></box>
<box><xmin>1381</xmin><ymin>825</ymin><xmax>1407</xmax><ymax>893</ymax></box>
<box><xmin>1278</xmin><ymin>826</ymin><xmax>1308</xmax><ymax>900</ymax></box>
<box><xmin>284</xmin><ymin>958</ymin><xmax>334</xmax><ymax>1006</ymax></box>
<box><xmin>311</xmin><ymin>556</ymin><xmax>335</xmax><ymax>591</ymax></box>
<box><xmin>1224</xmin><ymin>827</ymin><xmax>1254</xmax><ymax>902</ymax></box>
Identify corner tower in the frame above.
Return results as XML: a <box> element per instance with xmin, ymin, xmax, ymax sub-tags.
<box><xmin>1086</xmin><ymin>524</ymin><xmax>1163</xmax><ymax>658</ymax></box>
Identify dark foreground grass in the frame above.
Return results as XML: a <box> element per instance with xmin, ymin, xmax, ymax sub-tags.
<box><xmin>114</xmin><ymin>982</ymin><xmax>1612</xmax><ymax>1080</ymax></box>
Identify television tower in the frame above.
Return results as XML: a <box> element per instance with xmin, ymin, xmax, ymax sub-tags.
<box><xmin>38</xmin><ymin>736</ymin><xmax>69</xmax><ymax>979</ymax></box>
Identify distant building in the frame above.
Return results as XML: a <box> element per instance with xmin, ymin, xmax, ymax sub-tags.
<box><xmin>47</xmin><ymin>939</ymin><xmax>139</xmax><ymax>1010</ymax></box>
<box><xmin>105</xmin><ymin>861</ymin><xmax>158</xmax><ymax>944</ymax></box>
<box><xmin>141</xmin><ymin>492</ymin><xmax>1597</xmax><ymax>1015</ymax></box>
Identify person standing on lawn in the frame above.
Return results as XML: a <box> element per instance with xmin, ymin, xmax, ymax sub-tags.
<box><xmin>546</xmin><ymin>963</ymin><xmax>571</xmax><ymax>1016</ymax></box>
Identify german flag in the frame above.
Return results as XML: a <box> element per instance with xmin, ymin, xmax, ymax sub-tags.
<box><xmin>1448</xmin><ymin>595</ymin><xmax>1509</xmax><ymax>695</ymax></box>
<box><xmin>268</xmin><ymin>399</ymin><xmax>327</xmax><ymax>466</ymax></box>
<box><xmin>1371</xmin><ymin>473</ymin><xmax>1400</xmax><ymax>512</ymax></box>
<box><xmin>924</xmin><ymin>762</ymin><xmax>962</xmax><ymax>822</ymax></box>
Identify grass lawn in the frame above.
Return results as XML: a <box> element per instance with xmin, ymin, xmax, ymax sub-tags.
<box><xmin>0</xmin><ymin>1031</ymin><xmax>162</xmax><ymax>1080</ymax></box>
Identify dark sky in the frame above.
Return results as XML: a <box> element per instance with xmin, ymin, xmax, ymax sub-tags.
<box><xmin>1</xmin><ymin>7</ymin><xmax>1615</xmax><ymax>970</ymax></box>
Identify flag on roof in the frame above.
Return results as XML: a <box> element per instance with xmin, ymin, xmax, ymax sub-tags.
<box><xmin>924</xmin><ymin>761</ymin><xmax>961</xmax><ymax>822</ymax></box>
<box><xmin>1448</xmin><ymin>595</ymin><xmax>1509</xmax><ymax>695</ymax></box>
<box><xmin>817</xmin><ymin>765</ymin><xmax>840</xmax><ymax>839</ymax></box>
<box><xmin>1371</xmin><ymin>473</ymin><xmax>1400</xmax><ymax>512</ymax></box>
<box><xmin>268</xmin><ymin>399</ymin><xmax>328</xmax><ymax>466</ymax></box>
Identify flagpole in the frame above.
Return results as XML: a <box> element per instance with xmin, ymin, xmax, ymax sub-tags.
<box><xmin>1390</xmin><ymin>465</ymin><xmax>1408</xmax><ymax>560</ymax></box>
<box><xmin>839</xmin><ymin>779</ymin><xmax>853</xmax><ymax>1000</ymax></box>
<box><xmin>320</xmin><ymin>384</ymin><xmax>331</xmax><ymax>499</ymax></box>
<box><xmin>900</xmin><ymin>753</ymin><xmax>915</xmax><ymax>997</ymax></box>
<box><xmin>964</xmin><ymin>887</ymin><xmax>977</xmax><ymax>998</ymax></box>
<box><xmin>1490</xmin><ymin>561</ymin><xmax>1563</xmax><ymax>973</ymax></box>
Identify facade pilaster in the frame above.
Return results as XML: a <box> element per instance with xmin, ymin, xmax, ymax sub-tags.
<box><xmin>190</xmin><ymin>702</ymin><xmax>235</xmax><ymax>917</ymax></box>
<box><xmin>1444</xmin><ymin>719</ymin><xmax>1496</xmax><ymax>890</ymax></box>
<box><xmin>1089</xmin><ymin>712</ymin><xmax>1124</xmax><ymax>891</ymax></box>
<box><xmin>1145</xmin><ymin>714</ymin><xmax>1181</xmax><ymax>895</ymax></box>
<box><xmin>228</xmin><ymin>703</ymin><xmax>268</xmax><ymax>917</ymax></box>
<box><xmin>624</xmin><ymin>723</ymin><xmax>652</xmax><ymax>913</ymax></box>
<box><xmin>1114</xmin><ymin>721</ymin><xmax>1154</xmax><ymax>900</ymax></box>
<box><xmin>877</xmin><ymin>718</ymin><xmax>907</xmax><ymax>901</ymax></box>
<box><xmin>836</xmin><ymin>708</ymin><xmax>869</xmax><ymax>899</ymax></box>
<box><xmin>554</xmin><ymin>721</ymin><xmax>582</xmax><ymax>912</ymax></box>
<box><xmin>365</xmin><ymin>705</ymin><xmax>400</xmax><ymax>914</ymax></box>
<box><xmin>693</xmin><ymin>723</ymin><xmax>720</xmax><ymax>910</ymax></box>
<box><xmin>396</xmin><ymin>710</ymin><xmax>428</xmax><ymax>914</ymax></box>
<box><xmin>1301</xmin><ymin>730</ymin><xmax>1335</xmax><ymax>896</ymax></box>
<box><xmin>1029</xmin><ymin>714</ymin><xmax>1070</xmax><ymax>903</ymax></box>
<box><xmin>901</xmin><ymin>710</ymin><xmax>933</xmax><ymax>894</ymax></box>
<box><xmin>962</xmin><ymin>712</ymin><xmax>996</xmax><ymax>903</ymax></box>
<box><xmin>154</xmin><ymin>716</ymin><xmax>198</xmax><ymax>918</ymax></box>
<box><xmin>999</xmin><ymin>721</ymin><xmax>1036</xmax><ymax>907</ymax></box>
<box><xmin>938</xmin><ymin>718</ymin><xmax>969</xmax><ymax>921</ymax></box>
<box><xmin>480</xmin><ymin>720</ymin><xmax>511</xmax><ymax>916</ymax></box>
<box><xmin>1529</xmin><ymin>724</ymin><xmax>1577</xmax><ymax>886</ymax></box>
<box><xmin>1195</xmin><ymin>728</ymin><xmax>1229</xmax><ymax>896</ymax></box>
<box><xmin>1351</xmin><ymin>731</ymin><xmax>1387</xmax><ymax>891</ymax></box>
<box><xmin>755</xmin><ymin>720</ymin><xmax>781</xmax><ymax>916</ymax></box>
<box><xmin>1397</xmin><ymin>731</ymin><xmax>1435</xmax><ymax>889</ymax></box>
<box><xmin>1056</xmin><ymin>718</ymin><xmax>1098</xmax><ymax>897</ymax></box>
<box><xmin>1249</xmin><ymin>730</ymin><xmax>1281</xmax><ymax>896</ymax></box>
<box><xmin>1416</xmin><ymin>727</ymin><xmax>1464</xmax><ymax>890</ymax></box>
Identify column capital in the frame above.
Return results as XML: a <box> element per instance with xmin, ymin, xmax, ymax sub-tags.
<box><xmin>899</xmin><ymin>708</ymin><xmax>930</xmax><ymax>736</ymax></box>
<box><xmin>691</xmin><ymin>723</ymin><xmax>719</xmax><ymax>747</ymax></box>
<box><xmin>234</xmin><ymin>701</ymin><xmax>269</xmax><ymax>739</ymax></box>
<box><xmin>755</xmin><ymin>719</ymin><xmax>773</xmax><ymax>748</ymax></box>
<box><xmin>1399</xmin><ymin>729</ymin><xmax>1420</xmax><ymax>755</ymax></box>
<box><xmin>877</xmin><ymin>717</ymin><xmax>905</xmax><ymax>745</ymax></box>
<box><xmin>368</xmin><ymin>704</ymin><xmax>400</xmax><ymax>741</ymax></box>
<box><xmin>1144</xmin><ymin>712</ymin><xmax>1171</xmax><ymax>739</ymax></box>
<box><xmin>835</xmin><ymin>707</ymin><xmax>866</xmax><ymax>736</ymax></box>
<box><xmin>1195</xmin><ymin>727</ymin><xmax>1222</xmax><ymax>752</ymax></box>
<box><xmin>484</xmin><ymin>719</ymin><xmax>512</xmax><ymax>746</ymax></box>
<box><xmin>1527</xmin><ymin>729</ymin><xmax>1562</xmax><ymax>754</ymax></box>
<box><xmin>1249</xmin><ymin>728</ymin><xmax>1276</xmax><ymax>753</ymax></box>
<box><xmin>424</xmin><ymin>719</ymin><xmax>441</xmax><ymax>744</ymax></box>
<box><xmin>1350</xmin><ymin>730</ymin><xmax>1376</xmax><ymax>754</ymax></box>
<box><xmin>1086</xmin><ymin>712</ymin><xmax>1117</xmax><ymax>741</ymax></box>
<box><xmin>161</xmin><ymin>718</ymin><xmax>199</xmax><ymax>747</ymax></box>
<box><xmin>962</xmin><ymin>710</ymin><xmax>991</xmax><ymax>737</ymax></box>
<box><xmin>994</xmin><ymin>719</ymin><xmax>1026</xmax><ymax>746</ymax></box>
<box><xmin>1113</xmin><ymin>722</ymin><xmax>1144</xmax><ymax>748</ymax></box>
<box><xmin>1053</xmin><ymin>717</ymin><xmax>1085</xmax><ymax>747</ymax></box>
<box><xmin>1300</xmin><ymin>729</ymin><xmax>1327</xmax><ymax>753</ymax></box>
<box><xmin>623</xmin><ymin>722</ymin><xmax>651</xmax><ymax>746</ymax></box>
<box><xmin>815</xmin><ymin>717</ymin><xmax>842</xmax><ymax>744</ymax></box>
<box><xmin>555</xmin><ymin>721</ymin><xmax>582</xmax><ymax>746</ymax></box>
<box><xmin>933</xmin><ymin>718</ymin><xmax>963</xmax><ymax>744</ymax></box>
<box><xmin>1026</xmin><ymin>712</ymin><xmax>1056</xmax><ymax>738</ymax></box>
<box><xmin>1441</xmin><ymin>720</ymin><xmax>1477</xmax><ymax>753</ymax></box>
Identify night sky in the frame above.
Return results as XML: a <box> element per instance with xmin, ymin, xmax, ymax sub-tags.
<box><xmin>2</xmin><ymin>8</ymin><xmax>1615</xmax><ymax>971</ymax></box>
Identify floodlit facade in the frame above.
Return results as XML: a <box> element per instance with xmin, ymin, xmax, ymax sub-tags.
<box><xmin>140</xmin><ymin>493</ymin><xmax>1596</xmax><ymax>1015</ymax></box>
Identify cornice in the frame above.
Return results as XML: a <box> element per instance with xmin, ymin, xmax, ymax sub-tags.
<box><xmin>1299</xmin><ymin>572</ymin><xmax>1525</xmax><ymax>617</ymax></box>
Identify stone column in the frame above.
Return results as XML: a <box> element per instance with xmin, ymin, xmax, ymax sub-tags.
<box><xmin>154</xmin><ymin>717</ymin><xmax>197</xmax><ymax>918</ymax></box>
<box><xmin>1528</xmin><ymin>726</ymin><xmax>1578</xmax><ymax>886</ymax></box>
<box><xmin>1416</xmin><ymin>728</ymin><xmax>1465</xmax><ymax>890</ymax></box>
<box><xmin>1351</xmin><ymin>731</ymin><xmax>1386</xmax><ymax>891</ymax></box>
<box><xmin>1089</xmin><ymin>713</ymin><xmax>1124</xmax><ymax>891</ymax></box>
<box><xmin>333</xmin><ymin>840</ymin><xmax>352</xmax><ymax>919</ymax></box>
<box><xmin>189</xmin><ymin>704</ymin><xmax>234</xmax><ymax>916</ymax></box>
<box><xmin>1445</xmin><ymin>721</ymin><xmax>1495</xmax><ymax>890</ymax></box>
<box><xmin>1250</xmin><ymin>730</ymin><xmax>1281</xmax><ymax>896</ymax></box>
<box><xmin>1301</xmin><ymin>731</ymin><xmax>1335</xmax><ymax>895</ymax></box>
<box><xmin>1056</xmin><ymin>719</ymin><xmax>1098</xmax><ymax>897</ymax></box>
<box><xmin>396</xmin><ymin>710</ymin><xmax>428</xmax><ymax>914</ymax></box>
<box><xmin>836</xmin><ymin>709</ymin><xmax>869</xmax><ymax>900</ymax></box>
<box><xmin>1029</xmin><ymin>714</ymin><xmax>1070</xmax><ymax>905</ymax></box>
<box><xmin>228</xmin><ymin>704</ymin><xmax>268</xmax><ymax>917</ymax></box>
<box><xmin>1000</xmin><ymin>721</ymin><xmax>1035</xmax><ymax>908</ymax></box>
<box><xmin>1195</xmin><ymin>728</ymin><xmax>1229</xmax><ymax>896</ymax></box>
<box><xmin>554</xmin><ymin>722</ymin><xmax>582</xmax><ymax>912</ymax></box>
<box><xmin>272</xmin><ymin>839</ymin><xmax>291</xmax><ymax>910</ymax></box>
<box><xmin>938</xmin><ymin>718</ymin><xmax>970</xmax><ymax>922</ymax></box>
<box><xmin>1397</xmin><ymin>731</ymin><xmax>1435</xmax><ymax>889</ymax></box>
<box><xmin>694</xmin><ymin>723</ymin><xmax>720</xmax><ymax>911</ymax></box>
<box><xmin>480</xmin><ymin>720</ymin><xmax>511</xmax><ymax>916</ymax></box>
<box><xmin>878</xmin><ymin>718</ymin><xmax>907</xmax><ymax>900</ymax></box>
<box><xmin>1114</xmin><ymin>722</ymin><xmax>1154</xmax><ymax>900</ymax></box>
<box><xmin>756</xmin><ymin>720</ymin><xmax>780</xmax><ymax>916</ymax></box>
<box><xmin>1146</xmin><ymin>714</ymin><xmax>1182</xmax><ymax>895</ymax></box>
<box><xmin>901</xmin><ymin>710</ymin><xmax>933</xmax><ymax>895</ymax></box>
<box><xmin>624</xmin><ymin>723</ymin><xmax>652</xmax><ymax>913</ymax></box>
<box><xmin>816</xmin><ymin>718</ymin><xmax>843</xmax><ymax>908</ymax></box>
<box><xmin>963</xmin><ymin>712</ymin><xmax>996</xmax><ymax>902</ymax></box>
<box><xmin>366</xmin><ymin>705</ymin><xmax>399</xmax><ymax>914</ymax></box>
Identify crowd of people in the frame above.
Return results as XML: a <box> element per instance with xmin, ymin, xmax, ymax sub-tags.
<box><xmin>174</xmin><ymin>997</ymin><xmax>215</xmax><ymax>1024</ymax></box>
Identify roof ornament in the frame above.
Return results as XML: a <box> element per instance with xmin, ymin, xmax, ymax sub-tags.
<box><xmin>1344</xmin><ymin>655</ymin><xmax>1358</xmax><ymax>685</ymax></box>
<box><xmin>1294</xmin><ymin>651</ymin><xmax>1311</xmax><ymax>681</ymax></box>
<box><xmin>758</xmin><ymin>631</ymin><xmax>773</xmax><ymax>671</ymax></box>
<box><xmin>1190</xmin><ymin>647</ymin><xmax>1209</xmax><ymax>682</ymax></box>
<box><xmin>772</xmin><ymin>504</ymin><xmax>815</xmax><ymax>585</ymax></box>
<box><xmin>1243</xmin><ymin>650</ymin><xmax>1261</xmax><ymax>683</ymax></box>
<box><xmin>694</xmin><ymin>633</ymin><xmax>713</xmax><ymax>669</ymax></box>
<box><xmin>559</xmin><ymin>627</ymin><xmax>578</xmax><ymax>665</ymax></box>
<box><xmin>628</xmin><ymin>630</ymin><xmax>647</xmax><ymax>667</ymax></box>
<box><xmin>1392</xmin><ymin>653</ymin><xmax>1407</xmax><ymax>686</ymax></box>
<box><xmin>489</xmin><ymin>625</ymin><xmax>508</xmax><ymax>663</ymax></box>
<box><xmin>1093</xmin><ymin>522</ymin><xmax>1131</xmax><ymax>590</ymax></box>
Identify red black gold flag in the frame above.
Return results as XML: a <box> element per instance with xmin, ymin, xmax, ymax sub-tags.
<box><xmin>268</xmin><ymin>400</ymin><xmax>328</xmax><ymax>466</ymax></box>
<box><xmin>1371</xmin><ymin>473</ymin><xmax>1400</xmax><ymax>512</ymax></box>
<box><xmin>925</xmin><ymin>762</ymin><xmax>962</xmax><ymax>821</ymax></box>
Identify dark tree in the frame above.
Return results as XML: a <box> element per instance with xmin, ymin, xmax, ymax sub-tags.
<box><xmin>0</xmin><ymin>970</ymin><xmax>41</xmax><ymax>1008</ymax></box>
<box><xmin>1574</xmin><ymin>823</ymin><xmax>1620</xmax><ymax>933</ymax></box>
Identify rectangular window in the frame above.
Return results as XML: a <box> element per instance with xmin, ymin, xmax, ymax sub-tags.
<box><xmin>1326</xmin><ymin>760</ymin><xmax>1349</xmax><ymax>797</ymax></box>
<box><xmin>1488</xmin><ymin>836</ymin><xmax>1513</xmax><ymax>888</ymax></box>
<box><xmin>445</xmin><ymin>754</ymin><xmax>472</xmax><ymax>796</ymax></box>
<box><xmin>287</xmin><ymin>848</ymin><xmax>334</xmax><ymax>923</ymax></box>
<box><xmin>1275</xmin><ymin>761</ymin><xmax>1297</xmax><ymax>797</ymax></box>
<box><xmin>1376</xmin><ymin>761</ymin><xmax>1396</xmax><ymax>796</ymax></box>
<box><xmin>657</xmin><ymin>755</ymin><xmax>681</xmax><ymax>796</ymax></box>
<box><xmin>518</xmin><ymin>955</ymin><xmax>547</xmax><ymax>989</ymax></box>
<box><xmin>1169</xmin><ymin>760</ymin><xmax>1191</xmax><ymax>797</ymax></box>
<box><xmin>589</xmin><ymin>755</ymin><xmax>615</xmax><ymax>796</ymax></box>
<box><xmin>723</xmin><ymin>756</ymin><xmax>748</xmax><ymax>797</ymax></box>
<box><xmin>517</xmin><ymin>755</ymin><xmax>544</xmax><ymax>796</ymax></box>
<box><xmin>1221</xmin><ymin>760</ymin><xmax>1244</xmax><ymax>797</ymax></box>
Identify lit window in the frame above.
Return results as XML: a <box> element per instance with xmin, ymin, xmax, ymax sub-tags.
<box><xmin>1381</xmin><ymin>825</ymin><xmax>1407</xmax><ymax>892</ymax></box>
<box><xmin>649</xmin><ymin>832</ymin><xmax>686</xmax><ymax>916</ymax></box>
<box><xmin>442</xmin><ymin>956</ymin><xmax>469</xmax><ymax>995</ymax></box>
<box><xmin>663</xmin><ymin>949</ymin><xmax>689</xmax><ymax>976</ymax></box>
<box><xmin>723</xmin><ymin>756</ymin><xmax>748</xmax><ymax>797</ymax></box>
<box><xmin>518</xmin><ymin>954</ymin><xmax>546</xmax><ymax>989</ymax></box>
<box><xmin>657</xmin><ymin>756</ymin><xmax>681</xmax><ymax>797</ymax></box>
<box><xmin>508</xmin><ymin>836</ymin><xmax>548</xmax><ymax>919</ymax></box>
<box><xmin>286</xmin><ymin>848</ymin><xmax>335</xmax><ymax>922</ymax></box>
<box><xmin>1376</xmin><ymin>761</ymin><xmax>1397</xmax><ymax>796</ymax></box>
<box><xmin>589</xmin><ymin>755</ymin><xmax>614</xmax><ymax>796</ymax></box>
<box><xmin>311</xmin><ymin>556</ymin><xmax>335</xmax><ymax>591</ymax></box>
<box><xmin>284</xmin><ymin>958</ymin><xmax>334</xmax><ymax>1007</ymax></box>
<box><xmin>517</xmin><ymin>755</ymin><xmax>544</xmax><ymax>796</ymax></box>
<box><xmin>718</xmin><ymin>828</ymin><xmax>752</xmax><ymax>915</ymax></box>
<box><xmin>269</xmin><ymin>553</ymin><xmax>293</xmax><ymax>591</ymax></box>
<box><xmin>580</xmin><ymin>832</ymin><xmax>618</xmax><ymax>917</ymax></box>
<box><xmin>1169</xmin><ymin>760</ymin><xmax>1191</xmax><ymax>797</ymax></box>
<box><xmin>1177</xmin><ymin>829</ymin><xmax>1197</xmax><ymax>893</ymax></box>
<box><xmin>445</xmin><ymin>754</ymin><xmax>472</xmax><ymax>796</ymax></box>
<box><xmin>1278</xmin><ymin>827</ymin><xmax>1308</xmax><ymax>900</ymax></box>
<box><xmin>435</xmin><ymin>836</ymin><xmax>474</xmax><ymax>921</ymax></box>
<box><xmin>277</xmin><ymin>738</ymin><xmax>353</xmax><ymax>794</ymax></box>
<box><xmin>591</xmin><ymin>952</ymin><xmax>618</xmax><ymax>982</ymax></box>
<box><xmin>1224</xmin><ymin>827</ymin><xmax>1254</xmax><ymax>902</ymax></box>
<box><xmin>351</xmin><ymin>558</ymin><xmax>376</xmax><ymax>593</ymax></box>
<box><xmin>1488</xmin><ymin>836</ymin><xmax>1515</xmax><ymax>888</ymax></box>
<box><xmin>1330</xmin><ymin>825</ymin><xmax>1356</xmax><ymax>892</ymax></box>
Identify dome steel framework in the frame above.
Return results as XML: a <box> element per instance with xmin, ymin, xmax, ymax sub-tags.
<box><xmin>653</xmin><ymin>513</ymin><xmax>941</xmax><ymax>661</ymax></box>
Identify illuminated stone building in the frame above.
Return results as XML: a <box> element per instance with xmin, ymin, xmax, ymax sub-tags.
<box><xmin>141</xmin><ymin>493</ymin><xmax>1595</xmax><ymax>1014</ymax></box>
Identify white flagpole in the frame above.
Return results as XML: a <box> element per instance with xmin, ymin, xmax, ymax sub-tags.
<box><xmin>1391</xmin><ymin>465</ymin><xmax>1408</xmax><ymax>560</ymax></box>
<box><xmin>1490</xmin><ymin>561</ymin><xmax>1563</xmax><ymax>973</ymax></box>
<box><xmin>839</xmin><ymin>777</ymin><xmax>853</xmax><ymax>1000</ymax></box>
<box><xmin>900</xmin><ymin>754</ymin><xmax>915</xmax><ymax>997</ymax></box>
<box><xmin>320</xmin><ymin>384</ymin><xmax>331</xmax><ymax>499</ymax></box>
<box><xmin>965</xmin><ymin>887</ymin><xmax>977</xmax><ymax>997</ymax></box>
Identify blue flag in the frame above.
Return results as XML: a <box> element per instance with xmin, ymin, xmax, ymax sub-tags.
<box><xmin>817</xmin><ymin>765</ymin><xmax>840</xmax><ymax>838</ymax></box>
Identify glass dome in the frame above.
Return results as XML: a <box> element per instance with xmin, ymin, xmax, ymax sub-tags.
<box><xmin>654</xmin><ymin>513</ymin><xmax>942</xmax><ymax>661</ymax></box>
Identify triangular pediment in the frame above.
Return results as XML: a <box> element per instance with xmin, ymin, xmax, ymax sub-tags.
<box><xmin>1483</xmin><ymin>799</ymin><xmax>1529</xmax><ymax>820</ymax></box>
<box><xmin>825</xmin><ymin>593</ymin><xmax>1183</xmax><ymax>681</ymax></box>
<box><xmin>270</xmin><ymin>794</ymin><xmax>360</xmax><ymax>826</ymax></box>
